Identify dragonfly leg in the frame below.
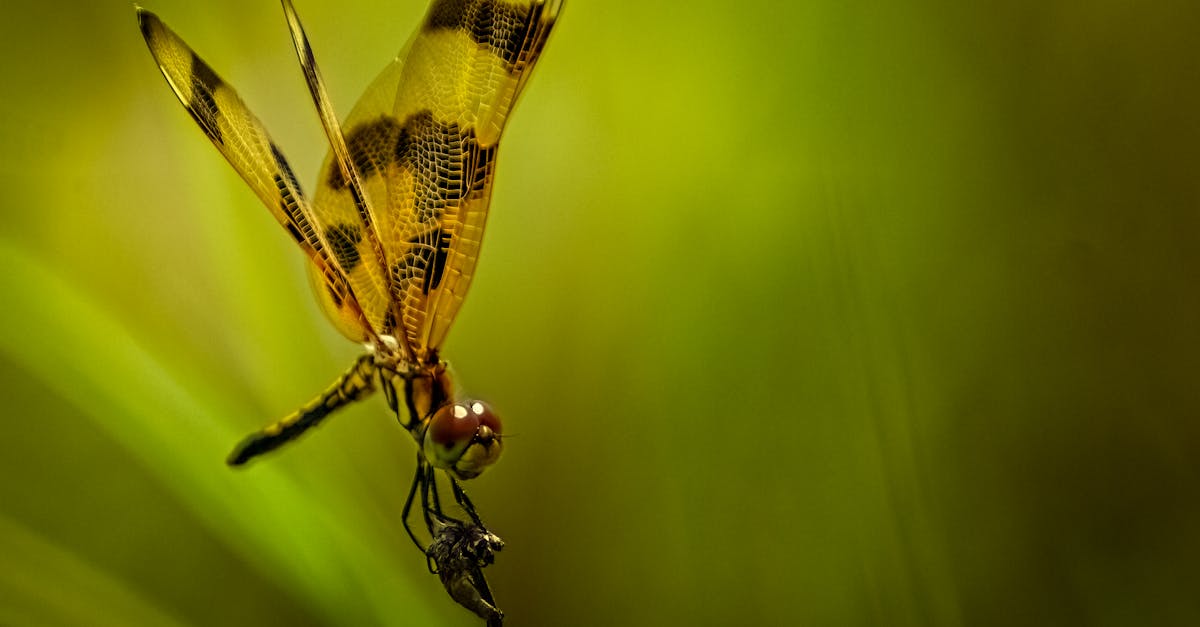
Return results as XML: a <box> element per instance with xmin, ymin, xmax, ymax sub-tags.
<box><xmin>421</xmin><ymin>463</ymin><xmax>449</xmax><ymax>573</ymax></box>
<box><xmin>405</xmin><ymin>457</ymin><xmax>473</xmax><ymax>556</ymax></box>
<box><xmin>450</xmin><ymin>477</ymin><xmax>485</xmax><ymax>528</ymax></box>
<box><xmin>227</xmin><ymin>354</ymin><xmax>376</xmax><ymax>465</ymax></box>
<box><xmin>401</xmin><ymin>454</ymin><xmax>429</xmax><ymax>553</ymax></box>
<box><xmin>421</xmin><ymin>462</ymin><xmax>438</xmax><ymax>532</ymax></box>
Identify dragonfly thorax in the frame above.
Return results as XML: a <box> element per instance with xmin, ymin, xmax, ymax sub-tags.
<box><xmin>377</xmin><ymin>359</ymin><xmax>504</xmax><ymax>481</ymax></box>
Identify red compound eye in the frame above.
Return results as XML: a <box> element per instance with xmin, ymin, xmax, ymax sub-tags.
<box><xmin>468</xmin><ymin>401</ymin><xmax>502</xmax><ymax>436</ymax></box>
<box><xmin>429</xmin><ymin>403</ymin><xmax>479</xmax><ymax>450</ymax></box>
<box><xmin>424</xmin><ymin>400</ymin><xmax>505</xmax><ymax>477</ymax></box>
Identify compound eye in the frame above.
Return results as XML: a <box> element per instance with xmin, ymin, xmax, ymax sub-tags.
<box><xmin>468</xmin><ymin>401</ymin><xmax>502</xmax><ymax>436</ymax></box>
<box><xmin>423</xmin><ymin>400</ymin><xmax>504</xmax><ymax>478</ymax></box>
<box><xmin>428</xmin><ymin>403</ymin><xmax>479</xmax><ymax>456</ymax></box>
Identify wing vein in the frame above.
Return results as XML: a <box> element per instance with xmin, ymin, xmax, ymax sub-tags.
<box><xmin>281</xmin><ymin>0</ymin><xmax>410</xmax><ymax>359</ymax></box>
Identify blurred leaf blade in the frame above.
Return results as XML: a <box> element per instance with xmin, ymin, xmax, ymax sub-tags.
<box><xmin>0</xmin><ymin>514</ymin><xmax>189</xmax><ymax>627</ymax></box>
<box><xmin>0</xmin><ymin>243</ymin><xmax>437</xmax><ymax>626</ymax></box>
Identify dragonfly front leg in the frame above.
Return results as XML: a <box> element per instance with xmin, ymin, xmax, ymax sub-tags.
<box><xmin>450</xmin><ymin>477</ymin><xmax>485</xmax><ymax>528</ymax></box>
<box><xmin>402</xmin><ymin>456</ymin><xmax>459</xmax><ymax>552</ymax></box>
<box><xmin>401</xmin><ymin>454</ymin><xmax>429</xmax><ymax>552</ymax></box>
<box><xmin>402</xmin><ymin>454</ymin><xmax>459</xmax><ymax>553</ymax></box>
<box><xmin>227</xmin><ymin>354</ymin><xmax>377</xmax><ymax>465</ymax></box>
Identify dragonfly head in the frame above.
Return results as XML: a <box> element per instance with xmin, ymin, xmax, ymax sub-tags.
<box><xmin>424</xmin><ymin>400</ymin><xmax>503</xmax><ymax>480</ymax></box>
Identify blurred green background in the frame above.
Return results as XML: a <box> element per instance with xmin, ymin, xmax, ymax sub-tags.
<box><xmin>3</xmin><ymin>0</ymin><xmax>1200</xmax><ymax>625</ymax></box>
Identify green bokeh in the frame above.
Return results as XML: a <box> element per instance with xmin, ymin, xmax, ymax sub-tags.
<box><xmin>3</xmin><ymin>1</ymin><xmax>1200</xmax><ymax>625</ymax></box>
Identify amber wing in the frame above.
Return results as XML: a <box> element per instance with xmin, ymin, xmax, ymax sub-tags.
<box><xmin>309</xmin><ymin>0</ymin><xmax>564</xmax><ymax>362</ymax></box>
<box><xmin>137</xmin><ymin>9</ymin><xmax>375</xmax><ymax>343</ymax></box>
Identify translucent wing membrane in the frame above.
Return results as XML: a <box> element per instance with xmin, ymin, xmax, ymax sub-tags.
<box><xmin>281</xmin><ymin>0</ymin><xmax>400</xmax><ymax>351</ymax></box>
<box><xmin>137</xmin><ymin>9</ymin><xmax>375</xmax><ymax>343</ymax></box>
<box><xmin>139</xmin><ymin>0</ymin><xmax>563</xmax><ymax>359</ymax></box>
<box><xmin>313</xmin><ymin>0</ymin><xmax>564</xmax><ymax>362</ymax></box>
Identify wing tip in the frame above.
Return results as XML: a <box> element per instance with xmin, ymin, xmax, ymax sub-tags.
<box><xmin>135</xmin><ymin>6</ymin><xmax>159</xmax><ymax>41</ymax></box>
<box><xmin>541</xmin><ymin>0</ymin><xmax>565</xmax><ymax>20</ymax></box>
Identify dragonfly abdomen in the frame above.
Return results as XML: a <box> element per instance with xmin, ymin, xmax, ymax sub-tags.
<box><xmin>226</xmin><ymin>354</ymin><xmax>377</xmax><ymax>466</ymax></box>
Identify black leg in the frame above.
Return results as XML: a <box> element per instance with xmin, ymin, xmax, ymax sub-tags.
<box><xmin>401</xmin><ymin>454</ymin><xmax>427</xmax><ymax>552</ymax></box>
<box><xmin>427</xmin><ymin>463</ymin><xmax>443</xmax><ymax>519</ymax></box>
<box><xmin>450</xmin><ymin>477</ymin><xmax>485</xmax><ymax>528</ymax></box>
<box><xmin>420</xmin><ymin>462</ymin><xmax>437</xmax><ymax>533</ymax></box>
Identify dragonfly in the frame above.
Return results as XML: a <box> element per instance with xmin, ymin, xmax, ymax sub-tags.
<box><xmin>137</xmin><ymin>0</ymin><xmax>562</xmax><ymax>623</ymax></box>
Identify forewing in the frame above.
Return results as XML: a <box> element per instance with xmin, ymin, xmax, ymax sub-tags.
<box><xmin>281</xmin><ymin>0</ymin><xmax>399</xmax><ymax>348</ymax></box>
<box><xmin>138</xmin><ymin>9</ymin><xmax>374</xmax><ymax>342</ymax></box>
<box><xmin>314</xmin><ymin>0</ymin><xmax>563</xmax><ymax>361</ymax></box>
